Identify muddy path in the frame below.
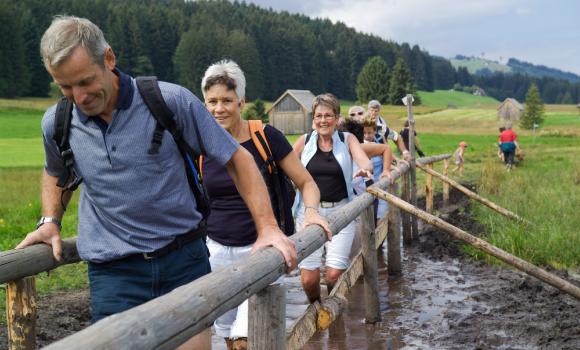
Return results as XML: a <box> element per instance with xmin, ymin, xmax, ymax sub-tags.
<box><xmin>305</xmin><ymin>189</ymin><xmax>580</xmax><ymax>350</ymax></box>
<box><xmin>1</xmin><ymin>188</ymin><xmax>578</xmax><ymax>349</ymax></box>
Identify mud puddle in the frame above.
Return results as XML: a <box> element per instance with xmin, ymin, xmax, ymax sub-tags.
<box><xmin>303</xmin><ymin>191</ymin><xmax>580</xmax><ymax>350</ymax></box>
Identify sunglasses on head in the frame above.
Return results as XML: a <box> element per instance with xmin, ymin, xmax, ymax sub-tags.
<box><xmin>349</xmin><ymin>111</ymin><xmax>364</xmax><ymax>117</ymax></box>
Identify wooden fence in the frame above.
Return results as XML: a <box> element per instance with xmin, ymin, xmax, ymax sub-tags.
<box><xmin>0</xmin><ymin>151</ymin><xmax>450</xmax><ymax>349</ymax></box>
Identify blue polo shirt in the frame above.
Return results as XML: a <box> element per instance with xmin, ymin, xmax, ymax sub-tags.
<box><xmin>41</xmin><ymin>70</ymin><xmax>239</xmax><ymax>262</ymax></box>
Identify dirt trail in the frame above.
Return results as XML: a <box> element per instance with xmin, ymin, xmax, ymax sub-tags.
<box><xmin>0</xmin><ymin>188</ymin><xmax>578</xmax><ymax>349</ymax></box>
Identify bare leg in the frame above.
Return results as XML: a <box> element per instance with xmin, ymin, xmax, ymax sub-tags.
<box><xmin>176</xmin><ymin>328</ymin><xmax>211</xmax><ymax>350</ymax></box>
<box><xmin>300</xmin><ymin>268</ymin><xmax>321</xmax><ymax>303</ymax></box>
<box><xmin>325</xmin><ymin>267</ymin><xmax>345</xmax><ymax>294</ymax></box>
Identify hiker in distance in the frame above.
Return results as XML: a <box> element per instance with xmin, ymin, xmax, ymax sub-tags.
<box><xmin>15</xmin><ymin>16</ymin><xmax>296</xmax><ymax>350</ymax></box>
<box><xmin>200</xmin><ymin>60</ymin><xmax>331</xmax><ymax>350</ymax></box>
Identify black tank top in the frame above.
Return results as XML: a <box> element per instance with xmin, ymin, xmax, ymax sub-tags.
<box><xmin>306</xmin><ymin>147</ymin><xmax>348</xmax><ymax>202</ymax></box>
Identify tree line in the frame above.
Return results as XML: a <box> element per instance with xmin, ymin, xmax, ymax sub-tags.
<box><xmin>1</xmin><ymin>0</ymin><xmax>579</xmax><ymax>104</ymax></box>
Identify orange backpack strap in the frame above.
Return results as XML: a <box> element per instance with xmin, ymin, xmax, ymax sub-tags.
<box><xmin>199</xmin><ymin>155</ymin><xmax>203</xmax><ymax>178</ymax></box>
<box><xmin>248</xmin><ymin>120</ymin><xmax>274</xmax><ymax>174</ymax></box>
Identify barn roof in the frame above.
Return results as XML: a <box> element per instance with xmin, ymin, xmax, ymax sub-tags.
<box><xmin>497</xmin><ymin>98</ymin><xmax>524</xmax><ymax>111</ymax></box>
<box><xmin>267</xmin><ymin>89</ymin><xmax>315</xmax><ymax>113</ymax></box>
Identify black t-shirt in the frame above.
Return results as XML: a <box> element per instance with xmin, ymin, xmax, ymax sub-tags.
<box><xmin>203</xmin><ymin>125</ymin><xmax>294</xmax><ymax>246</ymax></box>
<box><xmin>306</xmin><ymin>147</ymin><xmax>348</xmax><ymax>202</ymax></box>
<box><xmin>399</xmin><ymin>127</ymin><xmax>416</xmax><ymax>149</ymax></box>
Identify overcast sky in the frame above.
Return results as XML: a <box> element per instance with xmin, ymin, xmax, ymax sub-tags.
<box><xmin>245</xmin><ymin>0</ymin><xmax>580</xmax><ymax>75</ymax></box>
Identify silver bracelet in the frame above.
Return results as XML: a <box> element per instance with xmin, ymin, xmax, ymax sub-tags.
<box><xmin>304</xmin><ymin>205</ymin><xmax>319</xmax><ymax>212</ymax></box>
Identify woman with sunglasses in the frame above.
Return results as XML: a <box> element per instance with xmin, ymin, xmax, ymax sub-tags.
<box><xmin>293</xmin><ymin>93</ymin><xmax>373</xmax><ymax>303</ymax></box>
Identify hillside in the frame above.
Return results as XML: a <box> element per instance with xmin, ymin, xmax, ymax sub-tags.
<box><xmin>418</xmin><ymin>90</ymin><xmax>499</xmax><ymax>108</ymax></box>
<box><xmin>451</xmin><ymin>55</ymin><xmax>580</xmax><ymax>83</ymax></box>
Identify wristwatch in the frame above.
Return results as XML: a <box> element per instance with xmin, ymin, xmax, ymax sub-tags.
<box><xmin>36</xmin><ymin>216</ymin><xmax>62</xmax><ymax>230</ymax></box>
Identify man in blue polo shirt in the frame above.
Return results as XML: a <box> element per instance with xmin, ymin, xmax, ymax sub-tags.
<box><xmin>15</xmin><ymin>16</ymin><xmax>296</xmax><ymax>349</ymax></box>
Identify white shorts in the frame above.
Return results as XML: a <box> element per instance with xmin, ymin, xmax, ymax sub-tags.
<box><xmin>207</xmin><ymin>238</ymin><xmax>252</xmax><ymax>338</ymax></box>
<box><xmin>296</xmin><ymin>199</ymin><xmax>357</xmax><ymax>270</ymax></box>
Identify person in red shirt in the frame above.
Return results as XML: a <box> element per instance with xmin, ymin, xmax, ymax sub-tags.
<box><xmin>498</xmin><ymin>125</ymin><xmax>520</xmax><ymax>171</ymax></box>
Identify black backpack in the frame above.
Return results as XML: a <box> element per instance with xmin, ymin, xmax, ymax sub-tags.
<box><xmin>53</xmin><ymin>76</ymin><xmax>210</xmax><ymax>219</ymax></box>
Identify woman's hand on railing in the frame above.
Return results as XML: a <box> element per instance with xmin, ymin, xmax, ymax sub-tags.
<box><xmin>16</xmin><ymin>224</ymin><xmax>63</xmax><ymax>262</ymax></box>
<box><xmin>353</xmin><ymin>168</ymin><xmax>372</xmax><ymax>179</ymax></box>
<box><xmin>303</xmin><ymin>208</ymin><xmax>332</xmax><ymax>241</ymax></box>
<box><xmin>379</xmin><ymin>170</ymin><xmax>393</xmax><ymax>184</ymax></box>
<box><xmin>252</xmin><ymin>224</ymin><xmax>298</xmax><ymax>272</ymax></box>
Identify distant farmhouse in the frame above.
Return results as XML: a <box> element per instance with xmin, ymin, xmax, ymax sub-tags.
<box><xmin>497</xmin><ymin>98</ymin><xmax>524</xmax><ymax>125</ymax></box>
<box><xmin>267</xmin><ymin>90</ymin><xmax>315</xmax><ymax>134</ymax></box>
<box><xmin>473</xmin><ymin>87</ymin><xmax>486</xmax><ymax>96</ymax></box>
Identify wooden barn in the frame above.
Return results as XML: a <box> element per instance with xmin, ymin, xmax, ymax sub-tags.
<box><xmin>267</xmin><ymin>90</ymin><xmax>315</xmax><ymax>134</ymax></box>
<box><xmin>497</xmin><ymin>98</ymin><xmax>524</xmax><ymax>124</ymax></box>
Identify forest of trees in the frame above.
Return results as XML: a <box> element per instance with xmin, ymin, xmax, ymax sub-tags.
<box><xmin>1</xmin><ymin>0</ymin><xmax>579</xmax><ymax>104</ymax></box>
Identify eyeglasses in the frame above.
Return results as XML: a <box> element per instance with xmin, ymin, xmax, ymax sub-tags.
<box><xmin>314</xmin><ymin>114</ymin><xmax>336</xmax><ymax>121</ymax></box>
<box><xmin>349</xmin><ymin>111</ymin><xmax>364</xmax><ymax>117</ymax></box>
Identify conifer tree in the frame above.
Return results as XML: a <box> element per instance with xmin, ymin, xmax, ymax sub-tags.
<box><xmin>388</xmin><ymin>58</ymin><xmax>420</xmax><ymax>105</ymax></box>
<box><xmin>520</xmin><ymin>84</ymin><xmax>545</xmax><ymax>129</ymax></box>
<box><xmin>356</xmin><ymin>56</ymin><xmax>390</xmax><ymax>103</ymax></box>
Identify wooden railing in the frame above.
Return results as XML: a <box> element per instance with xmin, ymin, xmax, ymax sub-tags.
<box><xmin>1</xmin><ymin>153</ymin><xmax>450</xmax><ymax>349</ymax></box>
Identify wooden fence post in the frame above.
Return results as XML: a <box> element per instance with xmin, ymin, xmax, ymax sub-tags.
<box><xmin>249</xmin><ymin>283</ymin><xmax>286</xmax><ymax>350</ymax></box>
<box><xmin>443</xmin><ymin>159</ymin><xmax>450</xmax><ymax>206</ymax></box>
<box><xmin>387</xmin><ymin>182</ymin><xmax>402</xmax><ymax>276</ymax></box>
<box><xmin>401</xmin><ymin>172</ymin><xmax>412</xmax><ymax>243</ymax></box>
<box><xmin>425</xmin><ymin>163</ymin><xmax>434</xmax><ymax>213</ymax></box>
<box><xmin>6</xmin><ymin>277</ymin><xmax>37</xmax><ymax>350</ymax></box>
<box><xmin>405</xmin><ymin>94</ymin><xmax>419</xmax><ymax>240</ymax></box>
<box><xmin>361</xmin><ymin>205</ymin><xmax>380</xmax><ymax>323</ymax></box>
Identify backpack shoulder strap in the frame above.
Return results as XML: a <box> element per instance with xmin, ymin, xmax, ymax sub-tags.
<box><xmin>248</xmin><ymin>120</ymin><xmax>274</xmax><ymax>174</ymax></box>
<box><xmin>305</xmin><ymin>131</ymin><xmax>312</xmax><ymax>144</ymax></box>
<box><xmin>53</xmin><ymin>97</ymin><xmax>82</xmax><ymax>191</ymax></box>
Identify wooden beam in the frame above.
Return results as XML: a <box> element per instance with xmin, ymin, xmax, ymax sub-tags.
<box><xmin>425</xmin><ymin>163</ymin><xmax>434</xmax><ymax>213</ymax></box>
<box><xmin>249</xmin><ymin>284</ymin><xmax>286</xmax><ymax>350</ymax></box>
<box><xmin>6</xmin><ymin>277</ymin><xmax>37</xmax><ymax>350</ymax></box>
<box><xmin>443</xmin><ymin>159</ymin><xmax>450</xmax><ymax>205</ymax></box>
<box><xmin>401</xmin><ymin>172</ymin><xmax>412</xmax><ymax>243</ymax></box>
<box><xmin>386</xmin><ymin>182</ymin><xmax>402</xmax><ymax>276</ymax></box>
<box><xmin>368</xmin><ymin>187</ymin><xmax>580</xmax><ymax>300</ymax></box>
<box><xmin>416</xmin><ymin>163</ymin><xmax>531</xmax><ymax>225</ymax></box>
<box><xmin>361</xmin><ymin>206</ymin><xmax>380</xmax><ymax>323</ymax></box>
<box><xmin>0</xmin><ymin>238</ymin><xmax>80</xmax><ymax>284</ymax></box>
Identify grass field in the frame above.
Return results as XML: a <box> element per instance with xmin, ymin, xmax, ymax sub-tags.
<box><xmin>0</xmin><ymin>92</ymin><xmax>578</xmax><ymax>323</ymax></box>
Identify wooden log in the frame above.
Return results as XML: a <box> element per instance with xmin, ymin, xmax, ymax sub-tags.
<box><xmin>406</xmin><ymin>95</ymin><xmax>420</xmax><ymax>240</ymax></box>
<box><xmin>401</xmin><ymin>171</ymin><xmax>412</xmax><ymax>244</ymax></box>
<box><xmin>425</xmin><ymin>163</ymin><xmax>434</xmax><ymax>213</ymax></box>
<box><xmin>387</xmin><ymin>182</ymin><xmax>402</xmax><ymax>276</ymax></box>
<box><xmin>443</xmin><ymin>159</ymin><xmax>450</xmax><ymax>205</ymax></box>
<box><xmin>416</xmin><ymin>163</ymin><xmax>531</xmax><ymax>225</ymax></box>
<box><xmin>6</xmin><ymin>277</ymin><xmax>37</xmax><ymax>350</ymax></box>
<box><xmin>286</xmin><ymin>302</ymin><xmax>320</xmax><ymax>350</ymax></box>
<box><xmin>249</xmin><ymin>283</ymin><xmax>286</xmax><ymax>350</ymax></box>
<box><xmin>361</xmin><ymin>206</ymin><xmax>380</xmax><ymax>323</ymax></box>
<box><xmin>316</xmin><ymin>296</ymin><xmax>348</xmax><ymax>331</ymax></box>
<box><xmin>368</xmin><ymin>187</ymin><xmax>580</xmax><ymax>300</ymax></box>
<box><xmin>0</xmin><ymin>238</ymin><xmax>80</xmax><ymax>284</ymax></box>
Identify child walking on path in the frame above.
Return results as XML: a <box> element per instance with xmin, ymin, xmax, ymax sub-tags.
<box><xmin>452</xmin><ymin>141</ymin><xmax>468</xmax><ymax>176</ymax></box>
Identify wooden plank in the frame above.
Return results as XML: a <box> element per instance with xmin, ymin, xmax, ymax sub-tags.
<box><xmin>416</xmin><ymin>163</ymin><xmax>531</xmax><ymax>225</ymax></box>
<box><xmin>368</xmin><ymin>187</ymin><xmax>580</xmax><ymax>301</ymax></box>
<box><xmin>249</xmin><ymin>284</ymin><xmax>286</xmax><ymax>350</ymax></box>
<box><xmin>6</xmin><ymin>277</ymin><xmax>36</xmax><ymax>350</ymax></box>
<box><xmin>425</xmin><ymin>163</ymin><xmax>434</xmax><ymax>213</ymax></box>
<box><xmin>361</xmin><ymin>206</ymin><xmax>380</xmax><ymax>323</ymax></box>
<box><xmin>387</xmin><ymin>182</ymin><xmax>402</xmax><ymax>276</ymax></box>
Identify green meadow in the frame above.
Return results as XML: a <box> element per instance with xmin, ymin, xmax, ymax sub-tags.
<box><xmin>0</xmin><ymin>91</ymin><xmax>579</xmax><ymax>322</ymax></box>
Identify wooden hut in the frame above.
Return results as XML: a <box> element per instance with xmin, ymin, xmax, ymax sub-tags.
<box><xmin>497</xmin><ymin>98</ymin><xmax>524</xmax><ymax>125</ymax></box>
<box><xmin>576</xmin><ymin>103</ymin><xmax>580</xmax><ymax>115</ymax></box>
<box><xmin>267</xmin><ymin>90</ymin><xmax>315</xmax><ymax>134</ymax></box>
